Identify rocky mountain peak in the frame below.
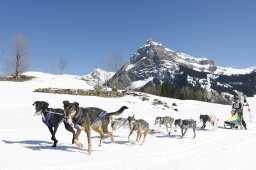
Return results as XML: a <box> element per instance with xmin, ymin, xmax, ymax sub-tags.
<box><xmin>108</xmin><ymin>39</ymin><xmax>256</xmax><ymax>97</ymax></box>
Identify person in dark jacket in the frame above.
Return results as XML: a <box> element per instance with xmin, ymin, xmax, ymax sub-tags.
<box><xmin>231</xmin><ymin>96</ymin><xmax>247</xmax><ymax>129</ymax></box>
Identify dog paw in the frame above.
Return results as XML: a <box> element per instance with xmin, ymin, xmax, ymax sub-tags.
<box><xmin>88</xmin><ymin>149</ymin><xmax>92</xmax><ymax>155</ymax></box>
<box><xmin>77</xmin><ymin>143</ymin><xmax>83</xmax><ymax>148</ymax></box>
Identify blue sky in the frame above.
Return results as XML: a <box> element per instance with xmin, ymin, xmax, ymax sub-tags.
<box><xmin>0</xmin><ymin>0</ymin><xmax>256</xmax><ymax>75</ymax></box>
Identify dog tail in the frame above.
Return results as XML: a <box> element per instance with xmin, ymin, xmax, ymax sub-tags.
<box><xmin>107</xmin><ymin>106</ymin><xmax>128</xmax><ymax>117</ymax></box>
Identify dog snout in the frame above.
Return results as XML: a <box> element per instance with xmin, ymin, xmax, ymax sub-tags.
<box><xmin>64</xmin><ymin>115</ymin><xmax>73</xmax><ymax>124</ymax></box>
<box><xmin>34</xmin><ymin>110</ymin><xmax>42</xmax><ymax>116</ymax></box>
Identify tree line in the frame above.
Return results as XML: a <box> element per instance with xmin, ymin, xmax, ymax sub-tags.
<box><xmin>142</xmin><ymin>81</ymin><xmax>231</xmax><ymax>104</ymax></box>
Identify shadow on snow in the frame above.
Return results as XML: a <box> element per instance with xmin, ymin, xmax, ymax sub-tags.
<box><xmin>2</xmin><ymin>139</ymin><xmax>86</xmax><ymax>153</ymax></box>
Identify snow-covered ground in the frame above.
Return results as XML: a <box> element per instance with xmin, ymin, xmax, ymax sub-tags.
<box><xmin>1</xmin><ymin>72</ymin><xmax>256</xmax><ymax>170</ymax></box>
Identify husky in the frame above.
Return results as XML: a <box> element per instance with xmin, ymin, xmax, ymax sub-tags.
<box><xmin>63</xmin><ymin>100</ymin><xmax>128</xmax><ymax>155</ymax></box>
<box><xmin>200</xmin><ymin>114</ymin><xmax>219</xmax><ymax>131</ymax></box>
<box><xmin>154</xmin><ymin>116</ymin><xmax>174</xmax><ymax>135</ymax></box>
<box><xmin>109</xmin><ymin>117</ymin><xmax>129</xmax><ymax>132</ymax></box>
<box><xmin>174</xmin><ymin>119</ymin><xmax>196</xmax><ymax>139</ymax></box>
<box><xmin>127</xmin><ymin>115</ymin><xmax>149</xmax><ymax>145</ymax></box>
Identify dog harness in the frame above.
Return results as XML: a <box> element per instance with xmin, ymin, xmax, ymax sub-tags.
<box><xmin>116</xmin><ymin>119</ymin><xmax>128</xmax><ymax>129</ymax></box>
<box><xmin>91</xmin><ymin>111</ymin><xmax>108</xmax><ymax>125</ymax></box>
<box><xmin>73</xmin><ymin>107</ymin><xmax>83</xmax><ymax>129</ymax></box>
<box><xmin>42</xmin><ymin>111</ymin><xmax>52</xmax><ymax>127</ymax></box>
<box><xmin>71</xmin><ymin>108</ymin><xmax>108</xmax><ymax>129</ymax></box>
<box><xmin>42</xmin><ymin>108</ymin><xmax>65</xmax><ymax>127</ymax></box>
<box><xmin>130</xmin><ymin>121</ymin><xmax>149</xmax><ymax>131</ymax></box>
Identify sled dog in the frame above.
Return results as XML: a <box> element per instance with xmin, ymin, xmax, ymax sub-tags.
<box><xmin>174</xmin><ymin>119</ymin><xmax>196</xmax><ymax>139</ymax></box>
<box><xmin>33</xmin><ymin>101</ymin><xmax>75</xmax><ymax>147</ymax></box>
<box><xmin>63</xmin><ymin>100</ymin><xmax>128</xmax><ymax>154</ymax></box>
<box><xmin>154</xmin><ymin>116</ymin><xmax>174</xmax><ymax>134</ymax></box>
<box><xmin>127</xmin><ymin>115</ymin><xmax>149</xmax><ymax>145</ymax></box>
<box><xmin>109</xmin><ymin>117</ymin><xmax>129</xmax><ymax>132</ymax></box>
<box><xmin>200</xmin><ymin>114</ymin><xmax>219</xmax><ymax>131</ymax></box>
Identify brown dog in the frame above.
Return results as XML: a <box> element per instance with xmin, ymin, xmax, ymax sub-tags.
<box><xmin>154</xmin><ymin>116</ymin><xmax>174</xmax><ymax>135</ymax></box>
<box><xmin>127</xmin><ymin>115</ymin><xmax>149</xmax><ymax>146</ymax></box>
<box><xmin>63</xmin><ymin>100</ymin><xmax>128</xmax><ymax>154</ymax></box>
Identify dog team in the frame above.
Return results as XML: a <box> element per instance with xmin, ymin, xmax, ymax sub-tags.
<box><xmin>33</xmin><ymin>100</ymin><xmax>220</xmax><ymax>155</ymax></box>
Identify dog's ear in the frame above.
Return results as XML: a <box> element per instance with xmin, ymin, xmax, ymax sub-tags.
<box><xmin>73</xmin><ymin>102</ymin><xmax>79</xmax><ymax>108</ymax></box>
<box><xmin>63</xmin><ymin>100</ymin><xmax>69</xmax><ymax>107</ymax></box>
<box><xmin>127</xmin><ymin>116</ymin><xmax>132</xmax><ymax>121</ymax></box>
<box><xmin>132</xmin><ymin>115</ymin><xmax>135</xmax><ymax>118</ymax></box>
<box><xmin>33</xmin><ymin>101</ymin><xmax>38</xmax><ymax>106</ymax></box>
<box><xmin>43</xmin><ymin>101</ymin><xmax>49</xmax><ymax>109</ymax></box>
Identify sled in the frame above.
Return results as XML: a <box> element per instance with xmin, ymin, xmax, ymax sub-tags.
<box><xmin>224</xmin><ymin>109</ymin><xmax>244</xmax><ymax>130</ymax></box>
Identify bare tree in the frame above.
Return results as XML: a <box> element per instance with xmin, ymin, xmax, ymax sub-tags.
<box><xmin>104</xmin><ymin>53</ymin><xmax>125</xmax><ymax>89</ymax></box>
<box><xmin>4</xmin><ymin>34</ymin><xmax>31</xmax><ymax>77</ymax></box>
<box><xmin>58</xmin><ymin>57</ymin><xmax>67</xmax><ymax>75</ymax></box>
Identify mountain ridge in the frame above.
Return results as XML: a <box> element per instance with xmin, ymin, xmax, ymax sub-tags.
<box><xmin>108</xmin><ymin>39</ymin><xmax>256</xmax><ymax>97</ymax></box>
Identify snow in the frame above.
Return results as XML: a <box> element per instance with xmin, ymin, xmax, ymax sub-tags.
<box><xmin>82</xmin><ymin>68</ymin><xmax>115</xmax><ymax>86</ymax></box>
<box><xmin>1</xmin><ymin>72</ymin><xmax>256</xmax><ymax>170</ymax></box>
<box><xmin>129</xmin><ymin>77</ymin><xmax>154</xmax><ymax>89</ymax></box>
<box><xmin>214</xmin><ymin>66</ymin><xmax>256</xmax><ymax>75</ymax></box>
<box><xmin>125</xmin><ymin>64</ymin><xmax>135</xmax><ymax>71</ymax></box>
<box><xmin>24</xmin><ymin>71</ymin><xmax>93</xmax><ymax>89</ymax></box>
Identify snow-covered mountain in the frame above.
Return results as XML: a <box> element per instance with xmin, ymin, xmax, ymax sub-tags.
<box><xmin>83</xmin><ymin>68</ymin><xmax>115</xmax><ymax>86</ymax></box>
<box><xmin>108</xmin><ymin>39</ymin><xmax>256</xmax><ymax>97</ymax></box>
<box><xmin>84</xmin><ymin>68</ymin><xmax>115</xmax><ymax>83</ymax></box>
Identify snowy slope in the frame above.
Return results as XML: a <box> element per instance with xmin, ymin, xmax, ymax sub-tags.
<box><xmin>1</xmin><ymin>72</ymin><xmax>256</xmax><ymax>170</ymax></box>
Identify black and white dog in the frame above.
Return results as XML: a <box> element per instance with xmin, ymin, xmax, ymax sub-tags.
<box><xmin>174</xmin><ymin>119</ymin><xmax>196</xmax><ymax>139</ymax></box>
<box><xmin>200</xmin><ymin>114</ymin><xmax>210</xmax><ymax>130</ymax></box>
<box><xmin>33</xmin><ymin>101</ymin><xmax>75</xmax><ymax>147</ymax></box>
<box><xmin>200</xmin><ymin>114</ymin><xmax>219</xmax><ymax>131</ymax></box>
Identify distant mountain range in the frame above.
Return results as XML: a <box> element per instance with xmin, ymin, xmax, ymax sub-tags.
<box><xmin>83</xmin><ymin>68</ymin><xmax>115</xmax><ymax>87</ymax></box>
<box><xmin>107</xmin><ymin>39</ymin><xmax>256</xmax><ymax>97</ymax></box>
